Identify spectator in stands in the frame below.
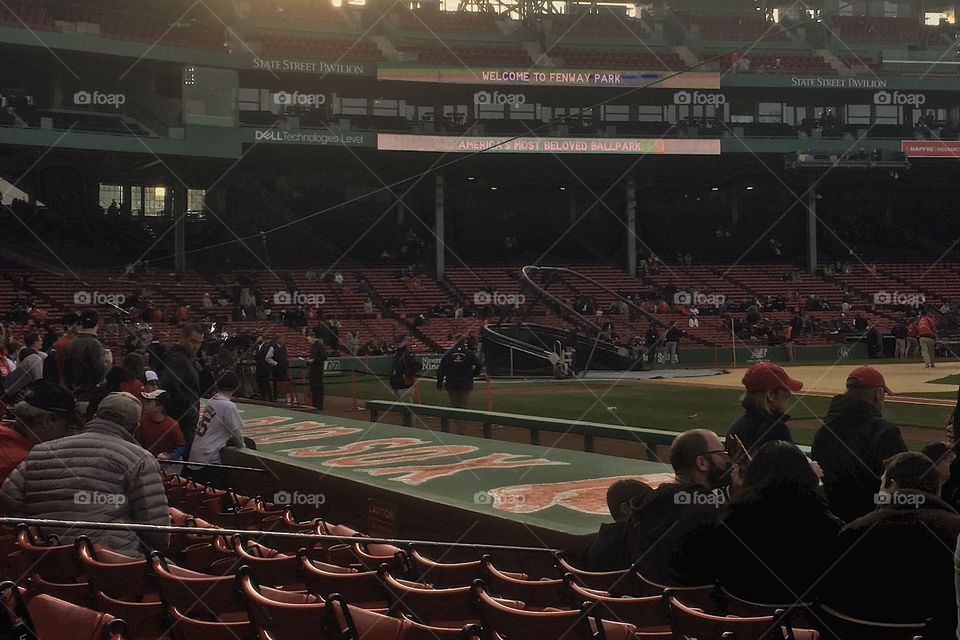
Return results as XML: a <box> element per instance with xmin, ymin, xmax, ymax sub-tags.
<box><xmin>273</xmin><ymin>334</ymin><xmax>290</xmax><ymax>403</ymax></box>
<box><xmin>390</xmin><ymin>337</ymin><xmax>422</xmax><ymax>401</ymax></box>
<box><xmin>919</xmin><ymin>308</ymin><xmax>939</xmax><ymax>368</ymax></box>
<box><xmin>187</xmin><ymin>371</ymin><xmax>245</xmax><ymax>489</ymax></box>
<box><xmin>827</xmin><ymin>453</ymin><xmax>960</xmax><ymax>636</ymax></box>
<box><xmin>892</xmin><ymin>320</ymin><xmax>908</xmax><ymax>359</ymax></box>
<box><xmin>43</xmin><ymin>313</ymin><xmax>78</xmax><ymax>384</ymax></box>
<box><xmin>627</xmin><ymin>429</ymin><xmax>731</xmax><ymax>585</ymax></box>
<box><xmin>437</xmin><ymin>336</ymin><xmax>482</xmax><ymax>433</ymax></box>
<box><xmin>160</xmin><ymin>324</ymin><xmax>204</xmax><ymax>453</ymax></box>
<box><xmin>812</xmin><ymin>366</ymin><xmax>906</xmax><ymax>522</ymax></box>
<box><xmin>143</xmin><ymin>369</ymin><xmax>159</xmax><ymax>393</ymax></box>
<box><xmin>0</xmin><ymin>382</ymin><xmax>77</xmax><ymax>484</ymax></box>
<box><xmin>255</xmin><ymin>335</ymin><xmax>277</xmax><ymax>402</ymax></box>
<box><xmin>692</xmin><ymin>441</ymin><xmax>842</xmax><ymax>602</ymax></box>
<box><xmin>363</xmin><ymin>297</ymin><xmax>374</xmax><ymax>315</ymax></box>
<box><xmin>201</xmin><ymin>292</ymin><xmax>213</xmax><ymax>309</ymax></box>
<box><xmin>17</xmin><ymin>332</ymin><xmax>45</xmax><ymax>382</ymax></box>
<box><xmin>61</xmin><ymin>310</ymin><xmax>108</xmax><ymax>411</ymax></box>
<box><xmin>0</xmin><ymin>391</ymin><xmax>169</xmax><ymax>556</ymax></box>
<box><xmin>582</xmin><ymin>479</ymin><xmax>652</xmax><ymax>572</ymax></box>
<box><xmin>725</xmin><ymin>362</ymin><xmax>803</xmax><ymax>456</ymax></box>
<box><xmin>136</xmin><ymin>389</ymin><xmax>185</xmax><ymax>461</ymax></box>
<box><xmin>306</xmin><ymin>333</ymin><xmax>326</xmax><ymax>411</ymax></box>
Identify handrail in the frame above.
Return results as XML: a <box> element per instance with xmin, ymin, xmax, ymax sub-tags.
<box><xmin>367</xmin><ymin>400</ymin><xmax>677</xmax><ymax>455</ymax></box>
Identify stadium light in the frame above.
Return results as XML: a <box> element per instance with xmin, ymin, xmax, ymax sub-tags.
<box><xmin>711</xmin><ymin>187</ymin><xmax>719</xmax><ymax>191</ymax></box>
<box><xmin>490</xmin><ymin>186</ymin><xmax>498</xmax><ymax>191</ymax></box>
<box><xmin>745</xmin><ymin>186</ymin><xmax>754</xmax><ymax>190</ymax></box>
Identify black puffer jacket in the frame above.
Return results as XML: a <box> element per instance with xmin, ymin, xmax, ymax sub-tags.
<box><xmin>811</xmin><ymin>394</ymin><xmax>906</xmax><ymax>523</ymax></box>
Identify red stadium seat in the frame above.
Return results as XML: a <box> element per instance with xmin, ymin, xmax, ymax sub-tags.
<box><xmin>816</xmin><ymin>605</ymin><xmax>928</xmax><ymax>640</ymax></box>
<box><xmin>93</xmin><ymin>590</ymin><xmax>168</xmax><ymax>640</ymax></box>
<box><xmin>664</xmin><ymin>591</ymin><xmax>819</xmax><ymax>640</ymax></box>
<box><xmin>166</xmin><ymin>605</ymin><xmax>255</xmax><ymax>640</ymax></box>
<box><xmin>472</xmin><ymin>580</ymin><xmax>636</xmax><ymax>640</ymax></box>
<box><xmin>297</xmin><ymin>550</ymin><xmax>389</xmax><ymax>609</ymax></box>
<box><xmin>0</xmin><ymin>582</ymin><xmax>128</xmax><ymax>640</ymax></box>
<box><xmin>564</xmin><ymin>574</ymin><xmax>670</xmax><ymax>635</ymax></box>
<box><xmin>380</xmin><ymin>566</ymin><xmax>524</xmax><ymax>627</ymax></box>
<box><xmin>402</xmin><ymin>547</ymin><xmax>493</xmax><ymax>586</ymax></box>
<box><xmin>75</xmin><ymin>537</ymin><xmax>155</xmax><ymax>601</ymax></box>
<box><xmin>150</xmin><ymin>553</ymin><xmax>247</xmax><ymax>621</ymax></box>
<box><xmin>230</xmin><ymin>535</ymin><xmax>303</xmax><ymax>588</ymax></box>
<box><xmin>327</xmin><ymin>593</ymin><xmax>481</xmax><ymax>640</ymax></box>
<box><xmin>553</xmin><ymin>552</ymin><xmax>631</xmax><ymax>594</ymax></box>
<box><xmin>481</xmin><ymin>556</ymin><xmax>567</xmax><ymax>609</ymax></box>
<box><xmin>237</xmin><ymin>566</ymin><xmax>332</xmax><ymax>640</ymax></box>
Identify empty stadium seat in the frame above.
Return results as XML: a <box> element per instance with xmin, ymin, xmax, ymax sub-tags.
<box><xmin>564</xmin><ymin>575</ymin><xmax>670</xmax><ymax>634</ymax></box>
<box><xmin>237</xmin><ymin>567</ymin><xmax>331</xmax><ymax>640</ymax></box>
<box><xmin>664</xmin><ymin>591</ymin><xmax>819</xmax><ymax>640</ymax></box>
<box><xmin>481</xmin><ymin>556</ymin><xmax>566</xmax><ymax>609</ymax></box>
<box><xmin>327</xmin><ymin>593</ymin><xmax>482</xmax><ymax>640</ymax></box>
<box><xmin>471</xmin><ymin>580</ymin><xmax>636</xmax><ymax>639</ymax></box>
<box><xmin>298</xmin><ymin>551</ymin><xmax>389</xmax><ymax>609</ymax></box>
<box><xmin>75</xmin><ymin>537</ymin><xmax>154</xmax><ymax>601</ymax></box>
<box><xmin>816</xmin><ymin>605</ymin><xmax>929</xmax><ymax>640</ymax></box>
<box><xmin>151</xmin><ymin>553</ymin><xmax>247</xmax><ymax>621</ymax></box>
<box><xmin>553</xmin><ymin>552</ymin><xmax>630</xmax><ymax>593</ymax></box>
<box><xmin>166</xmin><ymin>605</ymin><xmax>255</xmax><ymax>640</ymax></box>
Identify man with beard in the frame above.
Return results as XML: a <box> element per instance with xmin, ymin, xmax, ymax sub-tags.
<box><xmin>627</xmin><ymin>429</ymin><xmax>731</xmax><ymax>586</ymax></box>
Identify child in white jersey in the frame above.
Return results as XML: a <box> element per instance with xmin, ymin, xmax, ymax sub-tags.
<box><xmin>186</xmin><ymin>370</ymin><xmax>245</xmax><ymax>488</ymax></box>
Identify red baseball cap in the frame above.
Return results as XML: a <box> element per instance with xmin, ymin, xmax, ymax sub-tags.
<box><xmin>846</xmin><ymin>366</ymin><xmax>894</xmax><ymax>396</ymax></box>
<box><xmin>742</xmin><ymin>362</ymin><xmax>803</xmax><ymax>393</ymax></box>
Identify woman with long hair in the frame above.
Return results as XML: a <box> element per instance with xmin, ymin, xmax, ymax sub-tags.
<box><xmin>691</xmin><ymin>441</ymin><xmax>842</xmax><ymax>603</ymax></box>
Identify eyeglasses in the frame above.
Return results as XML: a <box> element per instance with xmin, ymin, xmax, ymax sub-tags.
<box><xmin>699</xmin><ymin>449</ymin><xmax>730</xmax><ymax>457</ymax></box>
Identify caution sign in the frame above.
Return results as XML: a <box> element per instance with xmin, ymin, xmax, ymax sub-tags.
<box><xmin>367</xmin><ymin>498</ymin><xmax>398</xmax><ymax>538</ymax></box>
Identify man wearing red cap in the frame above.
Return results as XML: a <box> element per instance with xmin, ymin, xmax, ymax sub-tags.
<box><xmin>811</xmin><ymin>366</ymin><xmax>906</xmax><ymax>522</ymax></box>
<box><xmin>725</xmin><ymin>362</ymin><xmax>803</xmax><ymax>456</ymax></box>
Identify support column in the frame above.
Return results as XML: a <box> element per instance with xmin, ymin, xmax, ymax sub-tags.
<box><xmin>806</xmin><ymin>184</ymin><xmax>817</xmax><ymax>275</ymax></box>
<box><xmin>121</xmin><ymin>184</ymin><xmax>132</xmax><ymax>216</ymax></box>
<box><xmin>435</xmin><ymin>173</ymin><xmax>445</xmax><ymax>281</ymax></box>
<box><xmin>626</xmin><ymin>175</ymin><xmax>637</xmax><ymax>278</ymax></box>
<box><xmin>730</xmin><ymin>191</ymin><xmax>739</xmax><ymax>224</ymax></box>
<box><xmin>173</xmin><ymin>184</ymin><xmax>186</xmax><ymax>272</ymax></box>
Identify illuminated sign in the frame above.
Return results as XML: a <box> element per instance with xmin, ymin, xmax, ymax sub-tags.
<box><xmin>377</xmin><ymin>133</ymin><xmax>720</xmax><ymax>155</ymax></box>
<box><xmin>377</xmin><ymin>65</ymin><xmax>720</xmax><ymax>89</ymax></box>
<box><xmin>901</xmin><ymin>140</ymin><xmax>960</xmax><ymax>157</ymax></box>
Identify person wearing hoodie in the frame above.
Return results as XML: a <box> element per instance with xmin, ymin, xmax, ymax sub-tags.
<box><xmin>811</xmin><ymin>366</ymin><xmax>906</xmax><ymax>523</ymax></box>
<box><xmin>725</xmin><ymin>362</ymin><xmax>803</xmax><ymax>457</ymax></box>
<box><xmin>627</xmin><ymin>429</ymin><xmax>731</xmax><ymax>585</ymax></box>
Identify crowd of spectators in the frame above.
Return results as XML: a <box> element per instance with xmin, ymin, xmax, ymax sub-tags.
<box><xmin>583</xmin><ymin>362</ymin><xmax>960</xmax><ymax>636</ymax></box>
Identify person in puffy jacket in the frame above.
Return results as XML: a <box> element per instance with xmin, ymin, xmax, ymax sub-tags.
<box><xmin>0</xmin><ymin>391</ymin><xmax>169</xmax><ymax>556</ymax></box>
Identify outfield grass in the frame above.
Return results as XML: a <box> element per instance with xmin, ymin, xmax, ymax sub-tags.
<box><xmin>319</xmin><ymin>374</ymin><xmax>951</xmax><ymax>447</ymax></box>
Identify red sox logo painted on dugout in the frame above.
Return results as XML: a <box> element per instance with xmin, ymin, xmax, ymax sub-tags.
<box><xmin>243</xmin><ymin>416</ymin><xmax>669</xmax><ymax>513</ymax></box>
<box><xmin>243</xmin><ymin>418</ymin><xmax>565</xmax><ymax>487</ymax></box>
